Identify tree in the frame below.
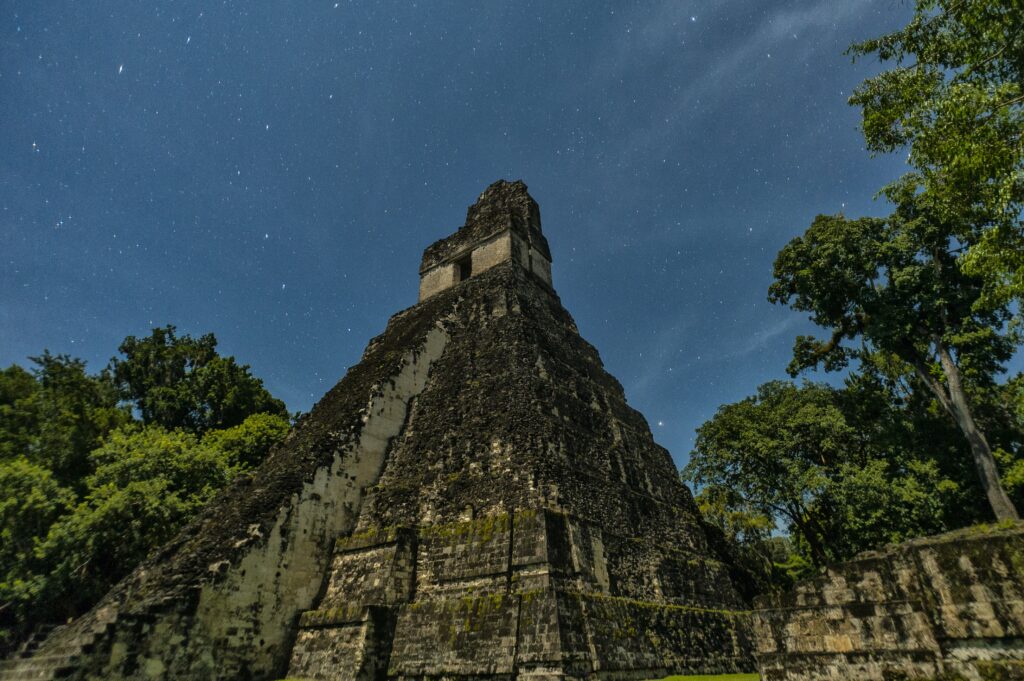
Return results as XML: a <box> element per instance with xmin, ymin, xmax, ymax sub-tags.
<box><xmin>997</xmin><ymin>373</ymin><xmax>1024</xmax><ymax>505</ymax></box>
<box><xmin>0</xmin><ymin>330</ymin><xmax>292</xmax><ymax>648</ymax></box>
<box><xmin>39</xmin><ymin>425</ymin><xmax>235</xmax><ymax>616</ymax></box>
<box><xmin>0</xmin><ymin>366</ymin><xmax>39</xmax><ymax>461</ymax></box>
<box><xmin>840</xmin><ymin>351</ymin><xmax>990</xmax><ymax>521</ymax></box>
<box><xmin>849</xmin><ymin>0</ymin><xmax>1024</xmax><ymax>306</ymax></box>
<box><xmin>0</xmin><ymin>354</ymin><xmax>128</xmax><ymax>487</ymax></box>
<box><xmin>16</xmin><ymin>414</ymin><xmax>290</xmax><ymax>635</ymax></box>
<box><xmin>0</xmin><ymin>458</ymin><xmax>75</xmax><ymax>650</ymax></box>
<box><xmin>690</xmin><ymin>481</ymin><xmax>802</xmax><ymax>591</ymax></box>
<box><xmin>684</xmin><ymin>380</ymin><xmax>963</xmax><ymax>572</ymax></box>
<box><xmin>108</xmin><ymin>326</ymin><xmax>287</xmax><ymax>433</ymax></box>
<box><xmin>769</xmin><ymin>203</ymin><xmax>1019</xmax><ymax>520</ymax></box>
<box><xmin>202</xmin><ymin>411</ymin><xmax>292</xmax><ymax>470</ymax></box>
<box><xmin>686</xmin><ymin>381</ymin><xmax>854</xmax><ymax>568</ymax></box>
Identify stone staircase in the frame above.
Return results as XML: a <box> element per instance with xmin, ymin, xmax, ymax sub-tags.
<box><xmin>0</xmin><ymin>611</ymin><xmax>120</xmax><ymax>681</ymax></box>
<box><xmin>7</xmin><ymin>626</ymin><xmax>55</xmax><ymax>662</ymax></box>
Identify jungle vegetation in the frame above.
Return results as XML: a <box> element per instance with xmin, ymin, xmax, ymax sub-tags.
<box><xmin>685</xmin><ymin>0</ymin><xmax>1024</xmax><ymax>590</ymax></box>
<box><xmin>0</xmin><ymin>326</ymin><xmax>291</xmax><ymax>652</ymax></box>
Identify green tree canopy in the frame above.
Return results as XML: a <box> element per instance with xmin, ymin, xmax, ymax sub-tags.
<box><xmin>0</xmin><ymin>458</ymin><xmax>76</xmax><ymax>649</ymax></box>
<box><xmin>0</xmin><ymin>365</ymin><xmax>39</xmax><ymax>461</ymax></box>
<box><xmin>0</xmin><ymin>327</ymin><xmax>292</xmax><ymax>651</ymax></box>
<box><xmin>769</xmin><ymin>202</ymin><xmax>1019</xmax><ymax>520</ymax></box>
<box><xmin>202</xmin><ymin>411</ymin><xmax>292</xmax><ymax>470</ymax></box>
<box><xmin>849</xmin><ymin>0</ymin><xmax>1024</xmax><ymax>305</ymax></box>
<box><xmin>108</xmin><ymin>325</ymin><xmax>287</xmax><ymax>433</ymax></box>
<box><xmin>684</xmin><ymin>380</ymin><xmax>960</xmax><ymax>570</ymax></box>
<box><xmin>0</xmin><ymin>354</ymin><xmax>128</xmax><ymax>487</ymax></box>
<box><xmin>1</xmin><ymin>413</ymin><xmax>290</xmax><ymax>643</ymax></box>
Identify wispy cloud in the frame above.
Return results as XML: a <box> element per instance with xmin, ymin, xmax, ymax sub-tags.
<box><xmin>625</xmin><ymin>312</ymin><xmax>803</xmax><ymax>402</ymax></box>
<box><xmin>624</xmin><ymin>314</ymin><xmax>697</xmax><ymax>398</ymax></box>
<box><xmin>589</xmin><ymin>1</ymin><xmax>877</xmax><ymax>158</ymax></box>
<box><xmin>731</xmin><ymin>314</ymin><xmax>804</xmax><ymax>358</ymax></box>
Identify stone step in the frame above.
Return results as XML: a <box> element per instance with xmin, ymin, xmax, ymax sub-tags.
<box><xmin>0</xmin><ymin>652</ymin><xmax>79</xmax><ymax>680</ymax></box>
<box><xmin>7</xmin><ymin>625</ymin><xmax>58</xmax><ymax>662</ymax></box>
<box><xmin>0</xmin><ymin>608</ymin><xmax>134</xmax><ymax>680</ymax></box>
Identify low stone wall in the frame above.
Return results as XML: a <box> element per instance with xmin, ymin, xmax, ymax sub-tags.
<box><xmin>752</xmin><ymin>522</ymin><xmax>1024</xmax><ymax>681</ymax></box>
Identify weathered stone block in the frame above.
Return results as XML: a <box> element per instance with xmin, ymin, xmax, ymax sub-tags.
<box><xmin>753</xmin><ymin>522</ymin><xmax>1024</xmax><ymax>681</ymax></box>
<box><xmin>389</xmin><ymin>593</ymin><xmax>521</xmax><ymax>677</ymax></box>
<box><xmin>288</xmin><ymin>605</ymin><xmax>398</xmax><ymax>681</ymax></box>
<box><xmin>416</xmin><ymin>514</ymin><xmax>513</xmax><ymax>595</ymax></box>
<box><xmin>318</xmin><ymin>527</ymin><xmax>416</xmax><ymax>611</ymax></box>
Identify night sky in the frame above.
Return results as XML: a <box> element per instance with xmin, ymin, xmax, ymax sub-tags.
<box><xmin>2</xmin><ymin>1</ymin><xmax>918</xmax><ymax>468</ymax></box>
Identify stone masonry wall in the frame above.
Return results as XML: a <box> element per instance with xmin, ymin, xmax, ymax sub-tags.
<box><xmin>418</xmin><ymin>263</ymin><xmax>458</xmax><ymax>302</ymax></box>
<box><xmin>418</xmin><ymin>228</ymin><xmax>553</xmax><ymax>302</ymax></box>
<box><xmin>288</xmin><ymin>257</ymin><xmax>757</xmax><ymax>680</ymax></box>
<box><xmin>366</xmin><ymin>264</ymin><xmax>746</xmax><ymax>614</ymax></box>
<box><xmin>753</xmin><ymin>522</ymin><xmax>1024</xmax><ymax>681</ymax></box>
<box><xmin>385</xmin><ymin>550</ymin><xmax>751</xmax><ymax>680</ymax></box>
<box><xmin>287</xmin><ymin>508</ymin><xmax>754</xmax><ymax>681</ymax></box>
<box><xmin>418</xmin><ymin>180</ymin><xmax>553</xmax><ymax>302</ymax></box>
<box><xmin>319</xmin><ymin>527</ymin><xmax>417</xmax><ymax>611</ymax></box>
<box><xmin>419</xmin><ymin>180</ymin><xmax>550</xmax><ymax>274</ymax></box>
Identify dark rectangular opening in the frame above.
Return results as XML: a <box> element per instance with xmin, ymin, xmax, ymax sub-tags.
<box><xmin>456</xmin><ymin>254</ymin><xmax>472</xmax><ymax>281</ymax></box>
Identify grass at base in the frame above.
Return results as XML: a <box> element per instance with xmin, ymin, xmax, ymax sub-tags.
<box><xmin>651</xmin><ymin>671</ymin><xmax>757</xmax><ymax>675</ymax></box>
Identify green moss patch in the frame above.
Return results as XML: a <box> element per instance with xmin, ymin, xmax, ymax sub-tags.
<box><xmin>651</xmin><ymin>671</ymin><xmax>757</xmax><ymax>675</ymax></box>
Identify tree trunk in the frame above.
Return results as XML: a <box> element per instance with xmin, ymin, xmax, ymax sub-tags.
<box><xmin>788</xmin><ymin>507</ymin><xmax>829</xmax><ymax>568</ymax></box>
<box><xmin>932</xmin><ymin>341</ymin><xmax>1020</xmax><ymax>521</ymax></box>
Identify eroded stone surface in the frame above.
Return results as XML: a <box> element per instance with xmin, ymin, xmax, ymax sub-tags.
<box><xmin>753</xmin><ymin>522</ymin><xmax>1024</xmax><ymax>681</ymax></box>
<box><xmin>418</xmin><ymin>180</ymin><xmax>552</xmax><ymax>301</ymax></box>
<box><xmin>288</xmin><ymin>509</ymin><xmax>752</xmax><ymax>681</ymax></box>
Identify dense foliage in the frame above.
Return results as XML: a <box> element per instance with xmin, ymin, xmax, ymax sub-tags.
<box><xmin>110</xmin><ymin>326</ymin><xmax>288</xmax><ymax>433</ymax></box>
<box><xmin>0</xmin><ymin>328</ymin><xmax>290</xmax><ymax>653</ymax></box>
<box><xmin>684</xmin><ymin>363</ymin><xmax>1022</xmax><ymax>588</ymax></box>
<box><xmin>849</xmin><ymin>0</ymin><xmax>1024</xmax><ymax>307</ymax></box>
<box><xmin>686</xmin><ymin>0</ymin><xmax>1024</xmax><ymax>587</ymax></box>
<box><xmin>769</xmin><ymin>201</ymin><xmax>1018</xmax><ymax>519</ymax></box>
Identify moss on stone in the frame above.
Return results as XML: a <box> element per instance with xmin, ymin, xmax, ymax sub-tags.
<box><xmin>978</xmin><ymin>660</ymin><xmax>1024</xmax><ymax>681</ymax></box>
<box><xmin>572</xmin><ymin>590</ymin><xmax>752</xmax><ymax>618</ymax></box>
<box><xmin>418</xmin><ymin>512</ymin><xmax>511</xmax><ymax>547</ymax></box>
<box><xmin>649</xmin><ymin>675</ymin><xmax>759</xmax><ymax>681</ymax></box>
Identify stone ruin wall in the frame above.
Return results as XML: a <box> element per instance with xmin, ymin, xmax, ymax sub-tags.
<box><xmin>2</xmin><ymin>180</ymin><xmax>756</xmax><ymax>681</ymax></box>
<box><xmin>354</xmin><ymin>270</ymin><xmax>750</xmax><ymax>616</ymax></box>
<box><xmin>286</xmin><ymin>508</ymin><xmax>754</xmax><ymax>681</ymax></box>
<box><xmin>418</xmin><ymin>229</ymin><xmax>553</xmax><ymax>302</ymax></box>
<box><xmin>285</xmin><ymin>268</ymin><xmax>755</xmax><ymax>681</ymax></box>
<box><xmin>752</xmin><ymin>522</ymin><xmax>1024</xmax><ymax>681</ymax></box>
<box><xmin>1</xmin><ymin>265</ymin><xmax>754</xmax><ymax>681</ymax></box>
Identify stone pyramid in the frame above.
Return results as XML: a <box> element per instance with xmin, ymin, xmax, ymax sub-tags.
<box><xmin>2</xmin><ymin>181</ymin><xmax>753</xmax><ymax>681</ymax></box>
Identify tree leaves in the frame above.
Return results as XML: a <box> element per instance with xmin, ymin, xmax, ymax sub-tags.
<box><xmin>683</xmin><ymin>377</ymin><xmax>976</xmax><ymax>577</ymax></box>
<box><xmin>0</xmin><ymin>328</ymin><xmax>291</xmax><ymax>652</ymax></box>
<box><xmin>849</xmin><ymin>0</ymin><xmax>1024</xmax><ymax>304</ymax></box>
<box><xmin>109</xmin><ymin>325</ymin><xmax>288</xmax><ymax>434</ymax></box>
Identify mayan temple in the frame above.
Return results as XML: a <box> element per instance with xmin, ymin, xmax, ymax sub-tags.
<box><xmin>1</xmin><ymin>180</ymin><xmax>754</xmax><ymax>681</ymax></box>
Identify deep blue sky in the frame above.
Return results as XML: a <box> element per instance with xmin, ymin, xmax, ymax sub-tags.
<box><xmin>2</xmin><ymin>1</ymin><xmax>919</xmax><ymax>467</ymax></box>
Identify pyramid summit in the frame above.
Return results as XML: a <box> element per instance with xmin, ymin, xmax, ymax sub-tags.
<box><xmin>418</xmin><ymin>180</ymin><xmax>552</xmax><ymax>302</ymax></box>
<box><xmin>2</xmin><ymin>181</ymin><xmax>754</xmax><ymax>681</ymax></box>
